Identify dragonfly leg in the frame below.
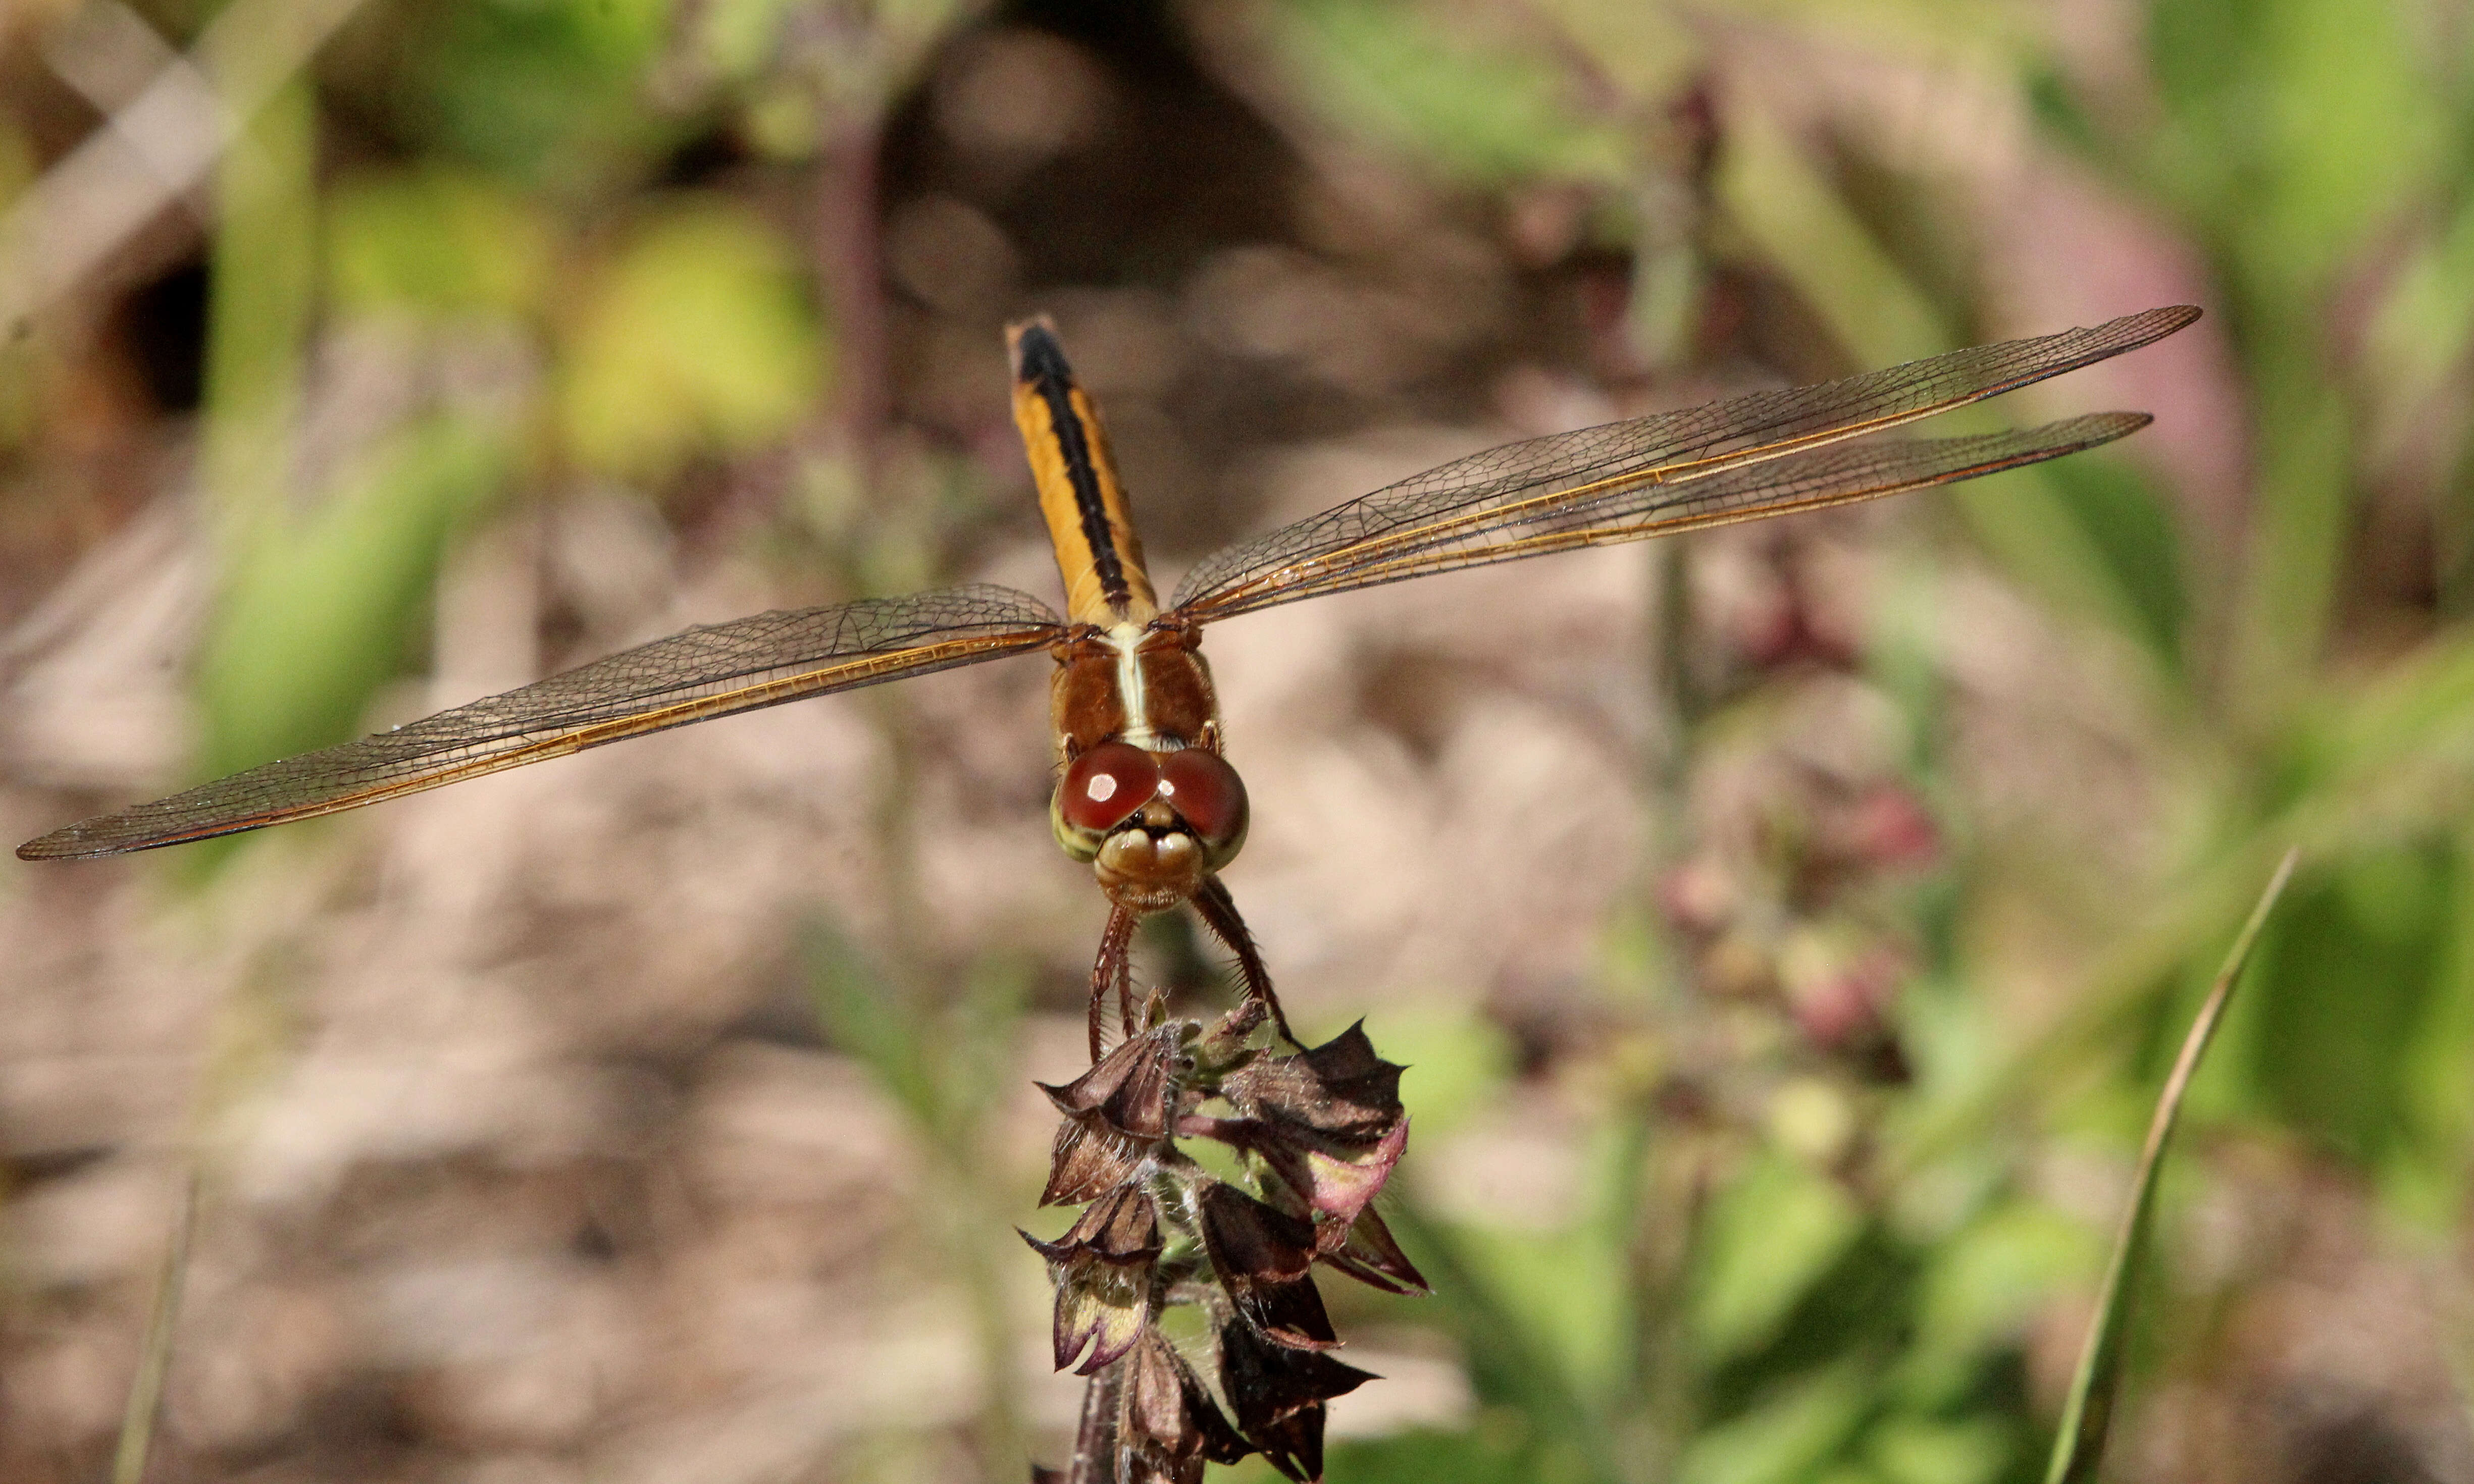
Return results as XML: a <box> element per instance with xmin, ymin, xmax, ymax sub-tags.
<box><xmin>1192</xmin><ymin>875</ymin><xmax>1299</xmax><ymax>1048</ymax></box>
<box><xmin>1089</xmin><ymin>904</ymin><xmax>1138</xmax><ymax>1061</ymax></box>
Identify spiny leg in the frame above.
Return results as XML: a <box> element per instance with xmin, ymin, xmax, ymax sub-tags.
<box><xmin>1088</xmin><ymin>903</ymin><xmax>1138</xmax><ymax>1061</ymax></box>
<box><xmin>1192</xmin><ymin>875</ymin><xmax>1299</xmax><ymax>1048</ymax></box>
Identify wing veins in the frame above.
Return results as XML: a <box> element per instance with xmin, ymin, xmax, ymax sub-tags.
<box><xmin>1171</xmin><ymin>305</ymin><xmax>2199</xmax><ymax>619</ymax></box>
<box><xmin>19</xmin><ymin>585</ymin><xmax>1062</xmax><ymax>859</ymax></box>
<box><xmin>1193</xmin><ymin>395</ymin><xmax>1953</xmax><ymax>611</ymax></box>
<box><xmin>1177</xmin><ymin>414</ymin><xmax>2152</xmax><ymax>613</ymax></box>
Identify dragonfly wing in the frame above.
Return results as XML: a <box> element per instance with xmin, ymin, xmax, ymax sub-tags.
<box><xmin>1168</xmin><ymin>414</ymin><xmax>2152</xmax><ymax>613</ymax></box>
<box><xmin>19</xmin><ymin>583</ymin><xmax>1064</xmax><ymax>859</ymax></box>
<box><xmin>1170</xmin><ymin>305</ymin><xmax>2197</xmax><ymax>620</ymax></box>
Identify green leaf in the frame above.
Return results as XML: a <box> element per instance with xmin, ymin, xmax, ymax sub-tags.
<box><xmin>1374</xmin><ymin>1200</ymin><xmax>1617</xmax><ymax>1482</ymax></box>
<box><xmin>2041</xmin><ymin>848</ymin><xmax>2299</xmax><ymax>1484</ymax></box>
<box><xmin>1676</xmin><ymin>1361</ymin><xmax>1870</xmax><ymax>1484</ymax></box>
<box><xmin>692</xmin><ymin>0</ymin><xmax>800</xmax><ymax>80</ymax></box>
<box><xmin>2384</xmin><ymin>832</ymin><xmax>2474</xmax><ymax>1226</ymax></box>
<box><xmin>1900</xmin><ymin>1202</ymin><xmax>2103</xmax><ymax>1408</ymax></box>
<box><xmin>2236</xmin><ymin>845</ymin><xmax>2450</xmax><ymax>1165</ymax></box>
<box><xmin>1366</xmin><ymin>1004</ymin><xmax>1514</xmax><ymax>1139</ymax></box>
<box><xmin>1713</xmin><ymin>99</ymin><xmax>1947</xmax><ymax>367</ymax></box>
<box><xmin>2228</xmin><ymin>358</ymin><xmax>2354</xmax><ymax>711</ymax></box>
<box><xmin>799</xmin><ymin>927</ymin><xmax>1025</xmax><ymax>1150</ymax></box>
<box><xmin>1326</xmin><ymin>1417</ymin><xmax>1553</xmax><ymax>1484</ymax></box>
<box><xmin>556</xmin><ymin>203</ymin><xmax>825</xmax><ymax>483</ymax></box>
<box><xmin>202</xmin><ymin>79</ymin><xmax>316</xmax><ymax>542</ymax></box>
<box><xmin>2364</xmin><ymin>191</ymin><xmax>2474</xmax><ymax>459</ymax></box>
<box><xmin>1264</xmin><ymin>0</ymin><xmax>1631</xmax><ymax>185</ymax></box>
<box><xmin>1869</xmin><ymin>1414</ymin><xmax>2009</xmax><ymax>1484</ymax></box>
<box><xmin>197</xmin><ymin>418</ymin><xmax>509</xmax><ymax>788</ymax></box>
<box><xmin>1451</xmin><ymin>1217</ymin><xmax>1631</xmax><ymax>1401</ymax></box>
<box><xmin>2294</xmin><ymin>631</ymin><xmax>2474</xmax><ymax>797</ymax></box>
<box><xmin>938</xmin><ymin>952</ymin><xmax>1031</xmax><ymax>1130</ymax></box>
<box><xmin>2036</xmin><ymin>456</ymin><xmax>2187</xmax><ymax>673</ymax></box>
<box><xmin>393</xmin><ymin>0</ymin><xmax>677</xmax><ymax>183</ymax></box>
<box><xmin>2147</xmin><ymin>0</ymin><xmax>2439</xmax><ymax>298</ymax></box>
<box><xmin>328</xmin><ymin>169</ymin><xmax>552</xmax><ymax>317</ymax></box>
<box><xmin>1690</xmin><ymin>1150</ymin><xmax>1864</xmax><ymax>1365</ymax></box>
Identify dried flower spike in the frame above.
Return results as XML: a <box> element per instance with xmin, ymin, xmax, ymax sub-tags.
<box><xmin>1028</xmin><ymin>1008</ymin><xmax>1420</xmax><ymax>1482</ymax></box>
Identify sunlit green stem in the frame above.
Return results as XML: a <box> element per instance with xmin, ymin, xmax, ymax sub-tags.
<box><xmin>2228</xmin><ymin>342</ymin><xmax>2353</xmax><ymax>722</ymax></box>
<box><xmin>200</xmin><ymin>77</ymin><xmax>317</xmax><ymax>557</ymax></box>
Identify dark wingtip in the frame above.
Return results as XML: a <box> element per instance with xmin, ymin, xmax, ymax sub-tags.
<box><xmin>17</xmin><ymin>814</ymin><xmax>176</xmax><ymax>860</ymax></box>
<box><xmin>1006</xmin><ymin>315</ymin><xmax>1072</xmax><ymax>384</ymax></box>
<box><xmin>2043</xmin><ymin>411</ymin><xmax>2155</xmax><ymax>452</ymax></box>
<box><xmin>2133</xmin><ymin>304</ymin><xmax>2203</xmax><ymax>338</ymax></box>
<box><xmin>18</xmin><ymin>823</ymin><xmax>101</xmax><ymax>861</ymax></box>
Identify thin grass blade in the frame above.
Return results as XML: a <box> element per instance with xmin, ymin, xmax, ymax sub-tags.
<box><xmin>2042</xmin><ymin>847</ymin><xmax>2301</xmax><ymax>1484</ymax></box>
<box><xmin>113</xmin><ymin>1166</ymin><xmax>200</xmax><ymax>1484</ymax></box>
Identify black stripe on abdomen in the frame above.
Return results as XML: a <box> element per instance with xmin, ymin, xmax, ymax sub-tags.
<box><xmin>1014</xmin><ymin>324</ymin><xmax>1132</xmax><ymax>612</ymax></box>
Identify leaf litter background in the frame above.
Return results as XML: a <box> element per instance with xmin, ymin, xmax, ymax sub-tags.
<box><xmin>0</xmin><ymin>1</ymin><xmax>2471</xmax><ymax>1482</ymax></box>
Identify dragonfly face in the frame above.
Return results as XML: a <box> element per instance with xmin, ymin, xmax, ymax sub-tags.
<box><xmin>1050</xmin><ymin>738</ymin><xmax>1250</xmax><ymax>909</ymax></box>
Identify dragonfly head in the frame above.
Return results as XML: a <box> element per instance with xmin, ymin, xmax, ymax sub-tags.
<box><xmin>1052</xmin><ymin>740</ymin><xmax>1249</xmax><ymax>911</ymax></box>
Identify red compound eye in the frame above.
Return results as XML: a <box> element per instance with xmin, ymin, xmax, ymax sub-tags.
<box><xmin>1157</xmin><ymin>748</ymin><xmax>1248</xmax><ymax>859</ymax></box>
<box><xmin>1058</xmin><ymin>742</ymin><xmax>1162</xmax><ymax>833</ymax></box>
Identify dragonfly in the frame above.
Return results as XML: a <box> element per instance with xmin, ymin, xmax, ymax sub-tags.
<box><xmin>18</xmin><ymin>304</ymin><xmax>2200</xmax><ymax>1055</ymax></box>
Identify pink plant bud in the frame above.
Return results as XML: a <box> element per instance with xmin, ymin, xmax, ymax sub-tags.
<box><xmin>1221</xmin><ymin>1116</ymin><xmax>1410</xmax><ymax>1237</ymax></box>
<box><xmin>1024</xmin><ymin>1186</ymin><xmax>1162</xmax><ymax>1374</ymax></box>
<box><xmin>1658</xmin><ymin>859</ymin><xmax>1738</xmax><ymax>934</ymax></box>
<box><xmin>1243</xmin><ymin>1143</ymin><xmax>1428</xmax><ymax>1294</ymax></box>
<box><xmin>1786</xmin><ymin>945</ymin><xmax>1902</xmax><ymax>1051</ymax></box>
<box><xmin>1842</xmin><ymin>786</ymin><xmax>1939</xmax><ymax>869</ymax></box>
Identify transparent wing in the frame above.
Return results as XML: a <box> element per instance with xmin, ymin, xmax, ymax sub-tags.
<box><xmin>1169</xmin><ymin>414</ymin><xmax>2143</xmax><ymax>608</ymax></box>
<box><xmin>19</xmin><ymin>584</ymin><xmax>1064</xmax><ymax>859</ymax></box>
<box><xmin>1170</xmin><ymin>305</ymin><xmax>2197</xmax><ymax>621</ymax></box>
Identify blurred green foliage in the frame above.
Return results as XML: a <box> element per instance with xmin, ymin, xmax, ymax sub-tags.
<box><xmin>1266</xmin><ymin>0</ymin><xmax>1634</xmax><ymax>186</ymax></box>
<box><xmin>171</xmin><ymin>0</ymin><xmax>832</xmax><ymax>816</ymax></box>
<box><xmin>557</xmin><ymin>204</ymin><xmax>825</xmax><ymax>480</ymax></box>
<box><xmin>384</xmin><ymin>0</ymin><xmax>676</xmax><ymax>183</ymax></box>
<box><xmin>327</xmin><ymin>169</ymin><xmax>552</xmax><ymax>316</ymax></box>
<box><xmin>199</xmin><ymin>419</ymin><xmax>509</xmax><ymax>780</ymax></box>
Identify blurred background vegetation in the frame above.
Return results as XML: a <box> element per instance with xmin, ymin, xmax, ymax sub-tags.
<box><xmin>0</xmin><ymin>0</ymin><xmax>2469</xmax><ymax>1481</ymax></box>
